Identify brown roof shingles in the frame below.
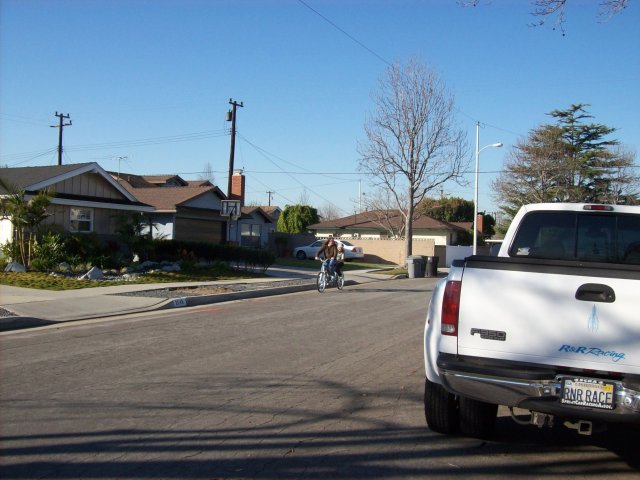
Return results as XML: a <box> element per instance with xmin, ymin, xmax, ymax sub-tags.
<box><xmin>309</xmin><ymin>209</ymin><xmax>465</xmax><ymax>231</ymax></box>
<box><xmin>124</xmin><ymin>186</ymin><xmax>217</xmax><ymax>211</ymax></box>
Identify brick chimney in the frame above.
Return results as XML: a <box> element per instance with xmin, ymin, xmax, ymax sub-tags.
<box><xmin>476</xmin><ymin>213</ymin><xmax>484</xmax><ymax>235</ymax></box>
<box><xmin>230</xmin><ymin>169</ymin><xmax>245</xmax><ymax>206</ymax></box>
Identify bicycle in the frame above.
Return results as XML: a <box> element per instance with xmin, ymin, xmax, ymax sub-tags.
<box><xmin>316</xmin><ymin>258</ymin><xmax>344</xmax><ymax>293</ymax></box>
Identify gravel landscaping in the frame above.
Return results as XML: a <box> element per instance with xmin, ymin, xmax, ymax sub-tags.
<box><xmin>0</xmin><ymin>307</ymin><xmax>16</xmax><ymax>318</ymax></box>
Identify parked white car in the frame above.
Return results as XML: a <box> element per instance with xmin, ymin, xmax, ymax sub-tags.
<box><xmin>293</xmin><ymin>239</ymin><xmax>364</xmax><ymax>261</ymax></box>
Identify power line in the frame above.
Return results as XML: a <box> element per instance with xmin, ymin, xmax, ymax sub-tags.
<box><xmin>236</xmin><ymin>133</ymin><xmax>357</xmax><ymax>214</ymax></box>
<box><xmin>4</xmin><ymin>130</ymin><xmax>229</xmax><ymax>159</ymax></box>
<box><xmin>298</xmin><ymin>0</ymin><xmax>526</xmax><ymax>142</ymax></box>
<box><xmin>237</xmin><ymin>133</ymin><xmax>352</xmax><ymax>182</ymax></box>
<box><xmin>3</xmin><ymin>148</ymin><xmax>58</xmax><ymax>167</ymax></box>
<box><xmin>297</xmin><ymin>0</ymin><xmax>392</xmax><ymax>67</ymax></box>
<box><xmin>0</xmin><ymin>112</ymin><xmax>52</xmax><ymax>127</ymax></box>
<box><xmin>67</xmin><ymin>130</ymin><xmax>228</xmax><ymax>152</ymax></box>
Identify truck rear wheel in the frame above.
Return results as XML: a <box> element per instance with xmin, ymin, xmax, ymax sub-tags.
<box><xmin>459</xmin><ymin>396</ymin><xmax>498</xmax><ymax>438</ymax></box>
<box><xmin>424</xmin><ymin>378</ymin><xmax>459</xmax><ymax>434</ymax></box>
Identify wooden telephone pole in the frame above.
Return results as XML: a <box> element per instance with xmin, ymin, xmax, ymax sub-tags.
<box><xmin>50</xmin><ymin>112</ymin><xmax>72</xmax><ymax>165</ymax></box>
<box><xmin>226</xmin><ymin>99</ymin><xmax>243</xmax><ymax>197</ymax></box>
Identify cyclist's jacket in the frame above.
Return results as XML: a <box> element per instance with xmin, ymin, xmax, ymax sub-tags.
<box><xmin>316</xmin><ymin>242</ymin><xmax>338</xmax><ymax>260</ymax></box>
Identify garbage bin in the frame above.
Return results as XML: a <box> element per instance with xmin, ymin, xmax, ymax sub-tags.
<box><xmin>407</xmin><ymin>255</ymin><xmax>426</xmax><ymax>278</ymax></box>
<box><xmin>426</xmin><ymin>256</ymin><xmax>439</xmax><ymax>277</ymax></box>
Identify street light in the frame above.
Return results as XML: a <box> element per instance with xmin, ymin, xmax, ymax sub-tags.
<box><xmin>474</xmin><ymin>122</ymin><xmax>503</xmax><ymax>255</ymax></box>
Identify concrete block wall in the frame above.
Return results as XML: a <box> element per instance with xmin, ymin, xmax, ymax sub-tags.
<box><xmin>351</xmin><ymin>238</ymin><xmax>435</xmax><ymax>266</ymax></box>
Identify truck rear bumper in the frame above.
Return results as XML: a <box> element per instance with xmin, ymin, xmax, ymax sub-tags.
<box><xmin>437</xmin><ymin>353</ymin><xmax>640</xmax><ymax>423</ymax></box>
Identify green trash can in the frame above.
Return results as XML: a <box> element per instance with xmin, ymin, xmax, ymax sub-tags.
<box><xmin>407</xmin><ymin>255</ymin><xmax>426</xmax><ymax>278</ymax></box>
<box><xmin>426</xmin><ymin>256</ymin><xmax>439</xmax><ymax>277</ymax></box>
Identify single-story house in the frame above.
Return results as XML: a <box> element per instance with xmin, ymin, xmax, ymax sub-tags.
<box><xmin>308</xmin><ymin>209</ymin><xmax>470</xmax><ymax>246</ymax></box>
<box><xmin>229</xmin><ymin>206</ymin><xmax>275</xmax><ymax>248</ymax></box>
<box><xmin>1</xmin><ymin>162</ymin><xmax>280</xmax><ymax>249</ymax></box>
<box><xmin>0</xmin><ymin>162</ymin><xmax>153</xmax><ymax>245</ymax></box>
<box><xmin>113</xmin><ymin>172</ymin><xmax>228</xmax><ymax>244</ymax></box>
<box><xmin>259</xmin><ymin>205</ymin><xmax>282</xmax><ymax>224</ymax></box>
<box><xmin>115</xmin><ymin>169</ymin><xmax>276</xmax><ymax>248</ymax></box>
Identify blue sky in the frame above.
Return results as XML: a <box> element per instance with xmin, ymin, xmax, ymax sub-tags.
<box><xmin>1</xmin><ymin>0</ymin><xmax>638</xmax><ymax>219</ymax></box>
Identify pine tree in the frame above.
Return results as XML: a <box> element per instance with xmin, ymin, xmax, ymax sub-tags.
<box><xmin>493</xmin><ymin>104</ymin><xmax>638</xmax><ymax>218</ymax></box>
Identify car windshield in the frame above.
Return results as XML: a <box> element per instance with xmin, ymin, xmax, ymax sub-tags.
<box><xmin>340</xmin><ymin>240</ymin><xmax>354</xmax><ymax>246</ymax></box>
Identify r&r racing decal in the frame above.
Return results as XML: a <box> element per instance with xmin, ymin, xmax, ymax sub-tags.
<box><xmin>558</xmin><ymin>344</ymin><xmax>626</xmax><ymax>363</ymax></box>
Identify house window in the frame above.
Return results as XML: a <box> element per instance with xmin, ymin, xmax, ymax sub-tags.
<box><xmin>241</xmin><ymin>223</ymin><xmax>262</xmax><ymax>247</ymax></box>
<box><xmin>70</xmin><ymin>207</ymin><xmax>93</xmax><ymax>233</ymax></box>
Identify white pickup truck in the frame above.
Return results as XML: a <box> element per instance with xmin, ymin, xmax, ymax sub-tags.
<box><xmin>423</xmin><ymin>203</ymin><xmax>640</xmax><ymax>438</ymax></box>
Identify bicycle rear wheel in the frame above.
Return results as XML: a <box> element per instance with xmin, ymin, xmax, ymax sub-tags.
<box><xmin>317</xmin><ymin>272</ymin><xmax>327</xmax><ymax>292</ymax></box>
<box><xmin>337</xmin><ymin>273</ymin><xmax>345</xmax><ymax>290</ymax></box>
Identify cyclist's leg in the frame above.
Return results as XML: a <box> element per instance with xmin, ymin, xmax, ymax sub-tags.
<box><xmin>328</xmin><ymin>258</ymin><xmax>336</xmax><ymax>275</ymax></box>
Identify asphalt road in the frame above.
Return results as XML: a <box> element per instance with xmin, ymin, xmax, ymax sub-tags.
<box><xmin>1</xmin><ymin>278</ymin><xmax>639</xmax><ymax>479</ymax></box>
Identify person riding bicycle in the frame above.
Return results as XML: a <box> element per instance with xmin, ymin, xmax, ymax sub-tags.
<box><xmin>335</xmin><ymin>243</ymin><xmax>345</xmax><ymax>277</ymax></box>
<box><xmin>315</xmin><ymin>237</ymin><xmax>338</xmax><ymax>276</ymax></box>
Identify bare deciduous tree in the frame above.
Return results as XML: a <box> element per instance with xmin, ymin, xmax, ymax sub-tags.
<box><xmin>318</xmin><ymin>202</ymin><xmax>341</xmax><ymax>221</ymax></box>
<box><xmin>198</xmin><ymin>162</ymin><xmax>215</xmax><ymax>183</ymax></box>
<box><xmin>599</xmin><ymin>145</ymin><xmax>640</xmax><ymax>205</ymax></box>
<box><xmin>460</xmin><ymin>0</ymin><xmax>630</xmax><ymax>33</ymax></box>
<box><xmin>361</xmin><ymin>188</ymin><xmax>407</xmax><ymax>238</ymax></box>
<box><xmin>358</xmin><ymin>57</ymin><xmax>469</xmax><ymax>259</ymax></box>
<box><xmin>297</xmin><ymin>189</ymin><xmax>311</xmax><ymax>206</ymax></box>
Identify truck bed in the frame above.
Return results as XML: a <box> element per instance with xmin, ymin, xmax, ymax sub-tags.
<box><xmin>455</xmin><ymin>256</ymin><xmax>639</xmax><ymax>374</ymax></box>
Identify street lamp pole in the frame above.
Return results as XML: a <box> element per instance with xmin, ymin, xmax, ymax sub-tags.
<box><xmin>474</xmin><ymin>121</ymin><xmax>503</xmax><ymax>255</ymax></box>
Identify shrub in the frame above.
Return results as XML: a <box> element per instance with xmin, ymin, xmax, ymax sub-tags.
<box><xmin>147</xmin><ymin>239</ymin><xmax>274</xmax><ymax>272</ymax></box>
<box><xmin>64</xmin><ymin>233</ymin><xmax>114</xmax><ymax>270</ymax></box>
<box><xmin>0</xmin><ymin>240</ymin><xmax>20</xmax><ymax>263</ymax></box>
<box><xmin>31</xmin><ymin>231</ymin><xmax>66</xmax><ymax>272</ymax></box>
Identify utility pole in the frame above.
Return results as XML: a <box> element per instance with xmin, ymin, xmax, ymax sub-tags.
<box><xmin>50</xmin><ymin>112</ymin><xmax>72</xmax><ymax>165</ymax></box>
<box><xmin>226</xmin><ymin>98</ymin><xmax>243</xmax><ymax>197</ymax></box>
<box><xmin>266</xmin><ymin>191</ymin><xmax>274</xmax><ymax>206</ymax></box>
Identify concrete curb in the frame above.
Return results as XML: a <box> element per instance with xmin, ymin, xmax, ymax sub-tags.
<box><xmin>156</xmin><ymin>281</ymin><xmax>320</xmax><ymax>309</ymax></box>
<box><xmin>0</xmin><ymin>279</ymin><xmax>359</xmax><ymax>332</ymax></box>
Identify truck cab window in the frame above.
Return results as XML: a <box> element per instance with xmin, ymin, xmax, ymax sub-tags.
<box><xmin>510</xmin><ymin>212</ymin><xmax>575</xmax><ymax>259</ymax></box>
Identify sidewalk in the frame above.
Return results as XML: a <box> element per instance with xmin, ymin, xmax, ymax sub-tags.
<box><xmin>0</xmin><ymin>266</ymin><xmax>396</xmax><ymax>332</ymax></box>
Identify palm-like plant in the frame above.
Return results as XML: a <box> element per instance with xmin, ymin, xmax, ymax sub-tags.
<box><xmin>0</xmin><ymin>178</ymin><xmax>51</xmax><ymax>269</ymax></box>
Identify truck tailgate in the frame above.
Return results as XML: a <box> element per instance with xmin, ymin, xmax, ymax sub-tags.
<box><xmin>457</xmin><ymin>257</ymin><xmax>639</xmax><ymax>374</ymax></box>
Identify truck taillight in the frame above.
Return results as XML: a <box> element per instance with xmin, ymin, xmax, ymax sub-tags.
<box><xmin>441</xmin><ymin>280</ymin><xmax>461</xmax><ymax>336</ymax></box>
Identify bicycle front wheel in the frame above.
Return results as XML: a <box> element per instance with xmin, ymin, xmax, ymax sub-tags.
<box><xmin>317</xmin><ymin>272</ymin><xmax>327</xmax><ymax>292</ymax></box>
<box><xmin>337</xmin><ymin>274</ymin><xmax>345</xmax><ymax>290</ymax></box>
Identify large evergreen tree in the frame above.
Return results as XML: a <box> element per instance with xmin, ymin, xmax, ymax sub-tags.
<box><xmin>493</xmin><ymin>104</ymin><xmax>638</xmax><ymax>218</ymax></box>
<box><xmin>276</xmin><ymin>205</ymin><xmax>319</xmax><ymax>233</ymax></box>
